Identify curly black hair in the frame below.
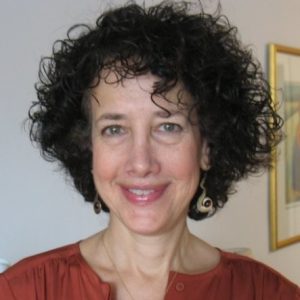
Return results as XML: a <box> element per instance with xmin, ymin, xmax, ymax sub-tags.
<box><xmin>28</xmin><ymin>0</ymin><xmax>282</xmax><ymax>220</ymax></box>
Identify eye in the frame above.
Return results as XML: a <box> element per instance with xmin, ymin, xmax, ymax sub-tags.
<box><xmin>158</xmin><ymin>123</ymin><xmax>182</xmax><ymax>133</ymax></box>
<box><xmin>101</xmin><ymin>125</ymin><xmax>125</xmax><ymax>137</ymax></box>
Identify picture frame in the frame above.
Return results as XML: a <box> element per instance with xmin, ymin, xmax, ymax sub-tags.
<box><xmin>269</xmin><ymin>43</ymin><xmax>300</xmax><ymax>250</ymax></box>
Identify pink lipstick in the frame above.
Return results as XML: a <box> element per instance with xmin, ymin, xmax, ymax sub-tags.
<box><xmin>121</xmin><ymin>185</ymin><xmax>168</xmax><ymax>205</ymax></box>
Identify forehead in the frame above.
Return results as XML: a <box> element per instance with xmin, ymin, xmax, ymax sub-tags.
<box><xmin>91</xmin><ymin>70</ymin><xmax>193</xmax><ymax>111</ymax></box>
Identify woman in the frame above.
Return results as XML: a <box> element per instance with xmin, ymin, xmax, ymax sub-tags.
<box><xmin>0</xmin><ymin>1</ymin><xmax>299</xmax><ymax>299</ymax></box>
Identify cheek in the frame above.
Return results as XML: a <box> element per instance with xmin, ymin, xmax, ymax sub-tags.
<box><xmin>177</xmin><ymin>153</ymin><xmax>201</xmax><ymax>204</ymax></box>
<box><xmin>92</xmin><ymin>135</ymin><xmax>201</xmax><ymax>183</ymax></box>
<box><xmin>167</xmin><ymin>142</ymin><xmax>201</xmax><ymax>181</ymax></box>
<box><xmin>92</xmin><ymin>143</ymin><xmax>118</xmax><ymax>183</ymax></box>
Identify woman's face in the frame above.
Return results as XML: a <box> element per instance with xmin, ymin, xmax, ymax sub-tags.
<box><xmin>91</xmin><ymin>72</ymin><xmax>210</xmax><ymax>235</ymax></box>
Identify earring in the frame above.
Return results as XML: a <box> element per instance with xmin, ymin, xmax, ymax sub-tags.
<box><xmin>196</xmin><ymin>175</ymin><xmax>214</xmax><ymax>216</ymax></box>
<box><xmin>93</xmin><ymin>194</ymin><xmax>102</xmax><ymax>214</ymax></box>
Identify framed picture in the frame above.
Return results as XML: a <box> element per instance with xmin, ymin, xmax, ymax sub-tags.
<box><xmin>269</xmin><ymin>44</ymin><xmax>300</xmax><ymax>250</ymax></box>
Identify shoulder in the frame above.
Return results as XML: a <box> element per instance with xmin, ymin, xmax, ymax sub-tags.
<box><xmin>3</xmin><ymin>242</ymin><xmax>81</xmax><ymax>281</ymax></box>
<box><xmin>219</xmin><ymin>250</ymin><xmax>300</xmax><ymax>298</ymax></box>
<box><xmin>221</xmin><ymin>250</ymin><xmax>289</xmax><ymax>280</ymax></box>
<box><xmin>0</xmin><ymin>242</ymin><xmax>88</xmax><ymax>299</ymax></box>
<box><xmin>0</xmin><ymin>242</ymin><xmax>111</xmax><ymax>300</ymax></box>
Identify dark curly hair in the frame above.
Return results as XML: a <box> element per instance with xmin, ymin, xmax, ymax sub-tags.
<box><xmin>28</xmin><ymin>0</ymin><xmax>282</xmax><ymax>220</ymax></box>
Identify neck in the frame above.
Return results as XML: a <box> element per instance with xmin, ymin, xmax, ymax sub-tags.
<box><xmin>81</xmin><ymin>217</ymin><xmax>220</xmax><ymax>300</ymax></box>
<box><xmin>101</xmin><ymin>218</ymin><xmax>191</xmax><ymax>276</ymax></box>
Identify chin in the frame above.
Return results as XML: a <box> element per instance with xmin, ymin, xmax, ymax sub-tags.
<box><xmin>121</xmin><ymin>212</ymin><xmax>169</xmax><ymax>235</ymax></box>
<box><xmin>123</xmin><ymin>213</ymin><xmax>181</xmax><ymax>236</ymax></box>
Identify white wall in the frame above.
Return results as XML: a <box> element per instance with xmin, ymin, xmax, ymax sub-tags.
<box><xmin>0</xmin><ymin>0</ymin><xmax>299</xmax><ymax>284</ymax></box>
<box><xmin>193</xmin><ymin>0</ymin><xmax>300</xmax><ymax>284</ymax></box>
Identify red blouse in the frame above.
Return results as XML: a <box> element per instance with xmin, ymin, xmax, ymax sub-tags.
<box><xmin>0</xmin><ymin>242</ymin><xmax>299</xmax><ymax>299</ymax></box>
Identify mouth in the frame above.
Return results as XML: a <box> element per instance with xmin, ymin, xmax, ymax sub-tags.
<box><xmin>128</xmin><ymin>188</ymin><xmax>155</xmax><ymax>196</ymax></box>
<box><xmin>120</xmin><ymin>184</ymin><xmax>168</xmax><ymax>205</ymax></box>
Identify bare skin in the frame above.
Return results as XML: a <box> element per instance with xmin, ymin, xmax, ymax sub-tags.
<box><xmin>80</xmin><ymin>221</ymin><xmax>220</xmax><ymax>300</ymax></box>
<box><xmin>80</xmin><ymin>73</ymin><xmax>220</xmax><ymax>300</ymax></box>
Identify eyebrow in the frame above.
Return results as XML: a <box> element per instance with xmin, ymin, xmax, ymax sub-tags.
<box><xmin>95</xmin><ymin>109</ymin><xmax>185</xmax><ymax>123</ymax></box>
<box><xmin>96</xmin><ymin>113</ymin><xmax>126</xmax><ymax>122</ymax></box>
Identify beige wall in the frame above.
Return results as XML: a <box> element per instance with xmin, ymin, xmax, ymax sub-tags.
<box><xmin>0</xmin><ymin>0</ymin><xmax>299</xmax><ymax>284</ymax></box>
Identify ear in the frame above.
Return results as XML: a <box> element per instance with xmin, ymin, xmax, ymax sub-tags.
<box><xmin>199</xmin><ymin>139</ymin><xmax>210</xmax><ymax>171</ymax></box>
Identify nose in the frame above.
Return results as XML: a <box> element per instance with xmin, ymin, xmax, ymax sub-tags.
<box><xmin>125</xmin><ymin>134</ymin><xmax>160</xmax><ymax>177</ymax></box>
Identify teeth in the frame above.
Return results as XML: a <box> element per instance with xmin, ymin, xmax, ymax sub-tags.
<box><xmin>129</xmin><ymin>189</ymin><xmax>154</xmax><ymax>196</ymax></box>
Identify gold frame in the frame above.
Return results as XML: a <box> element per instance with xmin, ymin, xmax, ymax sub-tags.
<box><xmin>269</xmin><ymin>43</ymin><xmax>300</xmax><ymax>250</ymax></box>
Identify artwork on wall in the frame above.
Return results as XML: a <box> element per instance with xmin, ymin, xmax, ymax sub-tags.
<box><xmin>269</xmin><ymin>43</ymin><xmax>300</xmax><ymax>250</ymax></box>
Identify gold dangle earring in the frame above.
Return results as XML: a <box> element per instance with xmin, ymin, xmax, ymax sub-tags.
<box><xmin>93</xmin><ymin>194</ymin><xmax>102</xmax><ymax>214</ymax></box>
<box><xmin>196</xmin><ymin>175</ymin><xmax>215</xmax><ymax>216</ymax></box>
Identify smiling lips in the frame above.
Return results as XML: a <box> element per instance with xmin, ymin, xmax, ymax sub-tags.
<box><xmin>121</xmin><ymin>185</ymin><xmax>169</xmax><ymax>205</ymax></box>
